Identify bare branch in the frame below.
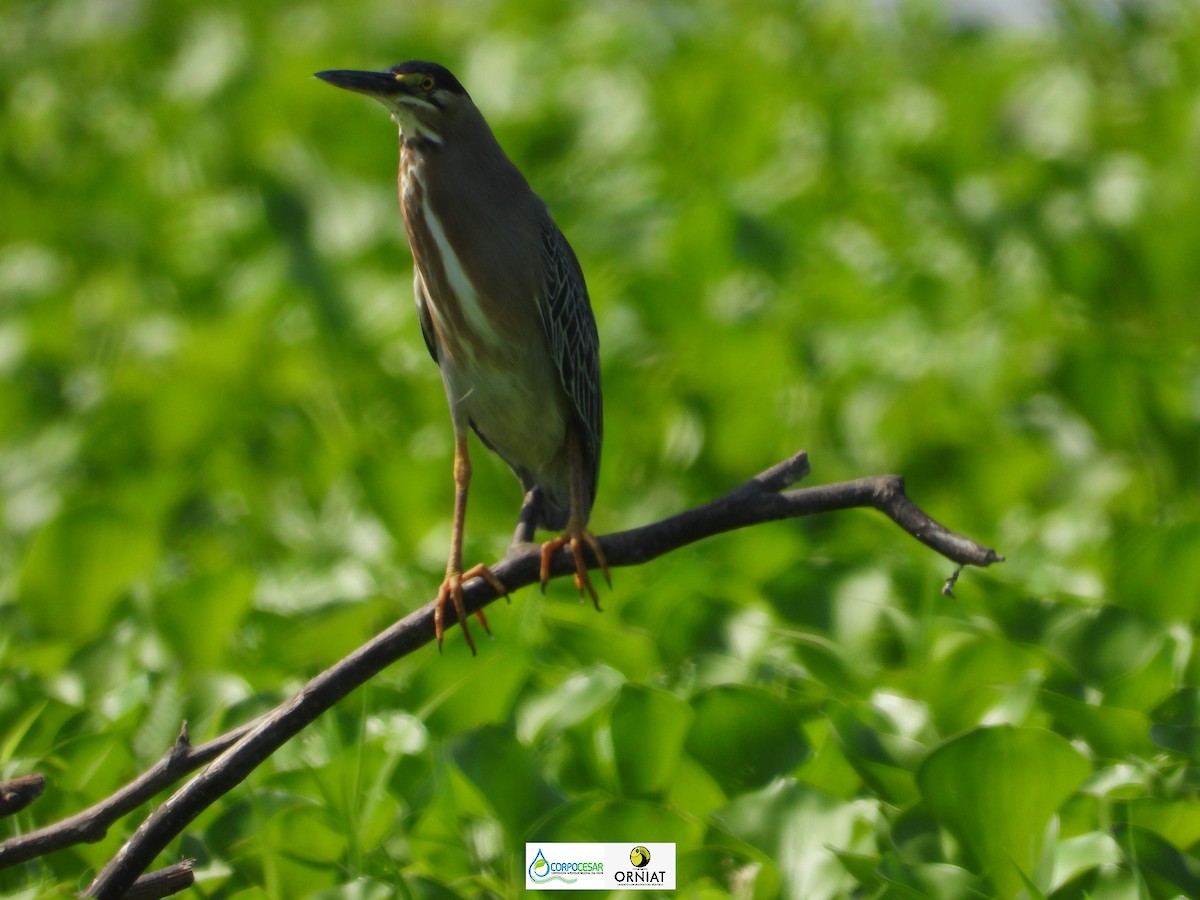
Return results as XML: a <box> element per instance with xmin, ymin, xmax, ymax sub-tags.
<box><xmin>1</xmin><ymin>451</ymin><xmax>1001</xmax><ymax>897</ymax></box>
<box><xmin>0</xmin><ymin>775</ymin><xmax>45</xmax><ymax>819</ymax></box>
<box><xmin>0</xmin><ymin>722</ymin><xmax>258</xmax><ymax>868</ymax></box>
<box><xmin>121</xmin><ymin>860</ymin><xmax>195</xmax><ymax>900</ymax></box>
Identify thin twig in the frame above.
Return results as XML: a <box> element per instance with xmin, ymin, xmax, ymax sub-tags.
<box><xmin>121</xmin><ymin>860</ymin><xmax>196</xmax><ymax>900</ymax></box>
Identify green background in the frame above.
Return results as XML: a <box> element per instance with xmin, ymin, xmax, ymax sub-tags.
<box><xmin>3</xmin><ymin>0</ymin><xmax>1199</xmax><ymax>897</ymax></box>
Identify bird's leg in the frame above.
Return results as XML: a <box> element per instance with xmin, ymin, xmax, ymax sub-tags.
<box><xmin>435</xmin><ymin>434</ymin><xmax>507</xmax><ymax>653</ymax></box>
<box><xmin>539</xmin><ymin>433</ymin><xmax>610</xmax><ymax>610</ymax></box>
<box><xmin>511</xmin><ymin>488</ymin><xmax>542</xmax><ymax>547</ymax></box>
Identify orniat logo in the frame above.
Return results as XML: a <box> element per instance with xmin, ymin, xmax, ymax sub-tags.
<box><xmin>615</xmin><ymin>845</ymin><xmax>667</xmax><ymax>885</ymax></box>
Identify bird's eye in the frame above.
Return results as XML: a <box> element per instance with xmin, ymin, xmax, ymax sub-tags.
<box><xmin>420</xmin><ymin>75</ymin><xmax>435</xmax><ymax>92</ymax></box>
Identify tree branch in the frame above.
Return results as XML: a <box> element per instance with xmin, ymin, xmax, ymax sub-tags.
<box><xmin>0</xmin><ymin>723</ymin><xmax>257</xmax><ymax>868</ymax></box>
<box><xmin>122</xmin><ymin>860</ymin><xmax>195</xmax><ymax>900</ymax></box>
<box><xmin>0</xmin><ymin>775</ymin><xmax>45</xmax><ymax>819</ymax></box>
<box><xmin>0</xmin><ymin>451</ymin><xmax>1001</xmax><ymax>897</ymax></box>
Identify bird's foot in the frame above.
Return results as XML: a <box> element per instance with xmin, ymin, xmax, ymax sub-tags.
<box><xmin>539</xmin><ymin>527</ymin><xmax>611</xmax><ymax>610</ymax></box>
<box><xmin>434</xmin><ymin>563</ymin><xmax>508</xmax><ymax>654</ymax></box>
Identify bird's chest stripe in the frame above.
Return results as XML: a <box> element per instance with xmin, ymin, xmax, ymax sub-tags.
<box><xmin>402</xmin><ymin>166</ymin><xmax>501</xmax><ymax>360</ymax></box>
<box><xmin>423</xmin><ymin>207</ymin><xmax>500</xmax><ymax>347</ymax></box>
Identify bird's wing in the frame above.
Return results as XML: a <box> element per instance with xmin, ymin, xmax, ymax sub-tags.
<box><xmin>538</xmin><ymin>220</ymin><xmax>603</xmax><ymax>508</ymax></box>
<box><xmin>413</xmin><ymin>270</ymin><xmax>440</xmax><ymax>362</ymax></box>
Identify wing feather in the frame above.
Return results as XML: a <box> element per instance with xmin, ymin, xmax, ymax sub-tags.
<box><xmin>538</xmin><ymin>221</ymin><xmax>603</xmax><ymax>511</ymax></box>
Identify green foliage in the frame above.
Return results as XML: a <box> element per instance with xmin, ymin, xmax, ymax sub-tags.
<box><xmin>917</xmin><ymin>726</ymin><xmax>1090</xmax><ymax>897</ymax></box>
<box><xmin>3</xmin><ymin>0</ymin><xmax>1200</xmax><ymax>897</ymax></box>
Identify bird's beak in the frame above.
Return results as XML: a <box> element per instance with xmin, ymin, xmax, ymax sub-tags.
<box><xmin>315</xmin><ymin>69</ymin><xmax>407</xmax><ymax>98</ymax></box>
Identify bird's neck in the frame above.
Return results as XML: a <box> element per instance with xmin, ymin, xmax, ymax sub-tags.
<box><xmin>399</xmin><ymin>131</ymin><xmax>442</xmax><ymax>153</ymax></box>
<box><xmin>391</xmin><ymin>104</ymin><xmax>442</xmax><ymax>146</ymax></box>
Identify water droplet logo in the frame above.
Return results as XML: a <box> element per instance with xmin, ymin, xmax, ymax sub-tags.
<box><xmin>528</xmin><ymin>847</ymin><xmax>581</xmax><ymax>884</ymax></box>
<box><xmin>529</xmin><ymin>848</ymin><xmax>550</xmax><ymax>882</ymax></box>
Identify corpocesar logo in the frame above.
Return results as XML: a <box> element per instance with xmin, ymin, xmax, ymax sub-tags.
<box><xmin>527</xmin><ymin>847</ymin><xmax>604</xmax><ymax>886</ymax></box>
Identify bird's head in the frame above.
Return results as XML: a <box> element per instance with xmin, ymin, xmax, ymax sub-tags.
<box><xmin>316</xmin><ymin>60</ymin><xmax>471</xmax><ymax>144</ymax></box>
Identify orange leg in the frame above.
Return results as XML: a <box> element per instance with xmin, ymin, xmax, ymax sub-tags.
<box><xmin>539</xmin><ymin>432</ymin><xmax>611</xmax><ymax>609</ymax></box>
<box><xmin>435</xmin><ymin>434</ymin><xmax>507</xmax><ymax>653</ymax></box>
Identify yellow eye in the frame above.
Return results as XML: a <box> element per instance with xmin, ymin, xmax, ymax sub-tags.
<box><xmin>420</xmin><ymin>75</ymin><xmax>435</xmax><ymax>92</ymax></box>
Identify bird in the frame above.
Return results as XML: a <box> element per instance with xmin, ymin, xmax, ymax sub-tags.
<box><xmin>315</xmin><ymin>60</ymin><xmax>608</xmax><ymax>653</ymax></box>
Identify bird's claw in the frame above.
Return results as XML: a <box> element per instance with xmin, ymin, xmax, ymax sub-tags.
<box><xmin>434</xmin><ymin>563</ymin><xmax>507</xmax><ymax>654</ymax></box>
<box><xmin>539</xmin><ymin>529</ymin><xmax>611</xmax><ymax>611</ymax></box>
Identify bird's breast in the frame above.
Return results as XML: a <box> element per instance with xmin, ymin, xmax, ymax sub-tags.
<box><xmin>400</xmin><ymin>163</ymin><xmax>508</xmax><ymax>365</ymax></box>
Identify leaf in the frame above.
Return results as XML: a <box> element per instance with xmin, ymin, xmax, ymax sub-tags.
<box><xmin>1039</xmin><ymin>690</ymin><xmax>1156</xmax><ymax>759</ymax></box>
<box><xmin>712</xmin><ymin>780</ymin><xmax>874</xmax><ymax>900</ymax></box>
<box><xmin>271</xmin><ymin>804</ymin><xmax>349</xmax><ymax>865</ymax></box>
<box><xmin>310</xmin><ymin>879</ymin><xmax>410</xmax><ymax>900</ymax></box>
<box><xmin>877</xmin><ymin>853</ymin><xmax>986</xmax><ymax>900</ymax></box>
<box><xmin>1046</xmin><ymin>606</ymin><xmax>1167</xmax><ymax>686</ymax></box>
<box><xmin>825</xmin><ymin>701</ymin><xmax>920</xmax><ymax>806</ymax></box>
<box><xmin>1114</xmin><ymin>824</ymin><xmax>1200</xmax><ymax>897</ymax></box>
<box><xmin>1104</xmin><ymin>636</ymin><xmax>1179</xmax><ymax>712</ymax></box>
<box><xmin>793</xmin><ymin>633</ymin><xmax>866</xmax><ymax>694</ymax></box>
<box><xmin>686</xmin><ymin>843</ymin><xmax>782</xmax><ymax>900</ymax></box>
<box><xmin>536</xmin><ymin>796</ymin><xmax>704</xmax><ymax>847</ymax></box>
<box><xmin>1113</xmin><ymin>522</ymin><xmax>1200</xmax><ymax>623</ymax></box>
<box><xmin>917</xmin><ymin>725</ymin><xmax>1090</xmax><ymax>898</ymax></box>
<box><xmin>515</xmin><ymin>664</ymin><xmax>624</xmax><ymax>744</ymax></box>
<box><xmin>610</xmin><ymin>684</ymin><xmax>693</xmax><ymax>798</ymax></box>
<box><xmin>449</xmin><ymin>724</ymin><xmax>563</xmax><ymax>838</ymax></box>
<box><xmin>1112</xmin><ymin>797</ymin><xmax>1200</xmax><ymax>851</ymax></box>
<box><xmin>923</xmin><ymin>635</ymin><xmax>1047</xmax><ymax>735</ymax></box>
<box><xmin>1150</xmin><ymin>688</ymin><xmax>1200</xmax><ymax>761</ymax></box>
<box><xmin>157</xmin><ymin>567</ymin><xmax>256</xmax><ymax>669</ymax></box>
<box><xmin>414</xmin><ymin>645</ymin><xmax>532</xmax><ymax>734</ymax></box>
<box><xmin>1050</xmin><ymin>832</ymin><xmax>1122</xmax><ymax>893</ymax></box>
<box><xmin>685</xmin><ymin>685</ymin><xmax>808</xmax><ymax>794</ymax></box>
<box><xmin>18</xmin><ymin>505</ymin><xmax>157</xmax><ymax>639</ymax></box>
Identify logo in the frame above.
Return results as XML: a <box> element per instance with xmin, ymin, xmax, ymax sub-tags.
<box><xmin>527</xmin><ymin>848</ymin><xmax>559</xmax><ymax>884</ymax></box>
<box><xmin>614</xmin><ymin>842</ymin><xmax>668</xmax><ymax>886</ymax></box>
<box><xmin>526</xmin><ymin>846</ymin><xmax>604</xmax><ymax>887</ymax></box>
<box><xmin>526</xmin><ymin>842</ymin><xmax>675</xmax><ymax>890</ymax></box>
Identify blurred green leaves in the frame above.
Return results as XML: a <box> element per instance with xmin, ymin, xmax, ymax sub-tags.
<box><xmin>918</xmin><ymin>726</ymin><xmax>1090</xmax><ymax>898</ymax></box>
<box><xmin>685</xmin><ymin>685</ymin><xmax>808</xmax><ymax>794</ymax></box>
<box><xmin>610</xmin><ymin>684</ymin><xmax>692</xmax><ymax>798</ymax></box>
<box><xmin>450</xmin><ymin>725</ymin><xmax>564</xmax><ymax>837</ymax></box>
<box><xmin>18</xmin><ymin>505</ymin><xmax>157</xmax><ymax>640</ymax></box>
